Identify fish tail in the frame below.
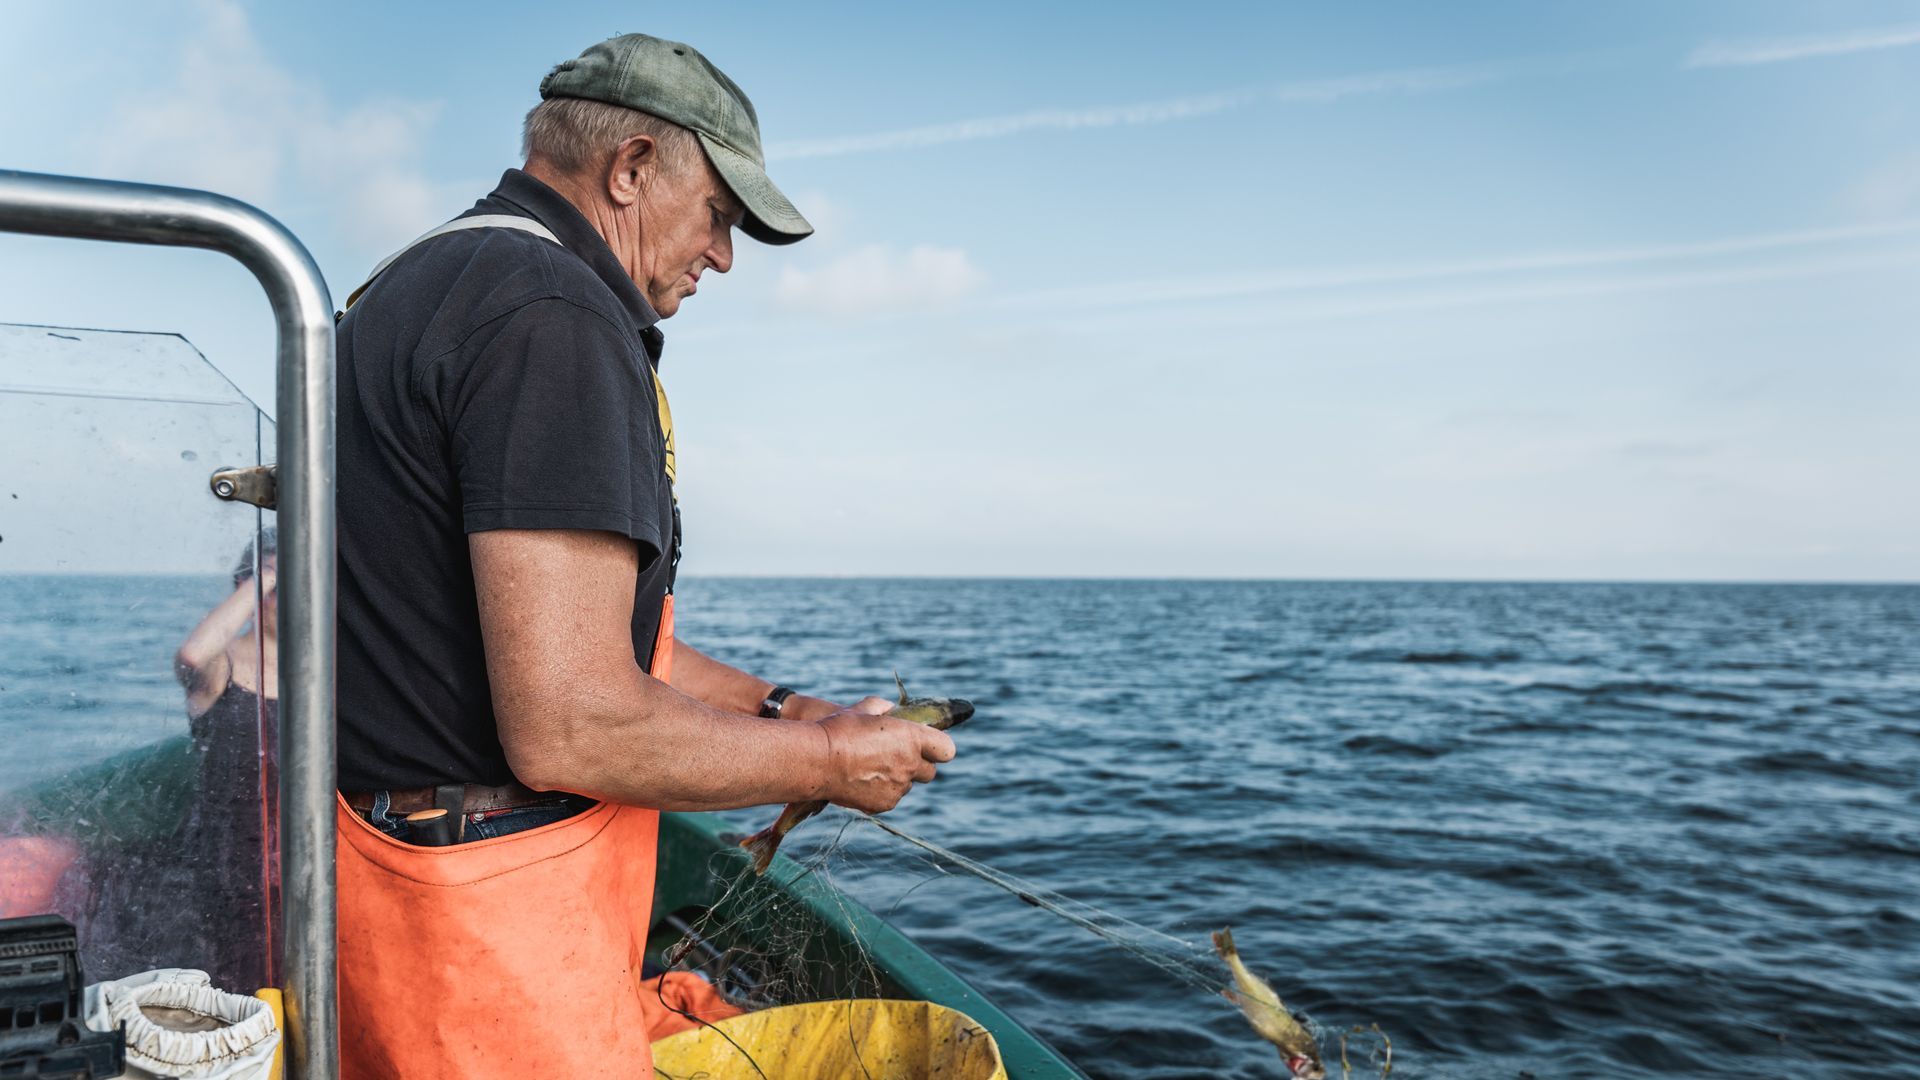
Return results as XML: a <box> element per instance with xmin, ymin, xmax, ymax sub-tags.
<box><xmin>738</xmin><ymin>826</ymin><xmax>783</xmax><ymax>876</ymax></box>
<box><xmin>1212</xmin><ymin>926</ymin><xmax>1238</xmax><ymax>960</ymax></box>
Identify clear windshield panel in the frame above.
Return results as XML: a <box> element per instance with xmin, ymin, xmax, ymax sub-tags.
<box><xmin>0</xmin><ymin>323</ymin><xmax>280</xmax><ymax>994</ymax></box>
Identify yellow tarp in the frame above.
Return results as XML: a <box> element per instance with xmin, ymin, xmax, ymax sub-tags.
<box><xmin>650</xmin><ymin>999</ymin><xmax>1007</xmax><ymax>1080</ymax></box>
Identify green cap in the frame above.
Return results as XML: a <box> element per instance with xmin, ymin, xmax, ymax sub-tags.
<box><xmin>540</xmin><ymin>34</ymin><xmax>812</xmax><ymax>246</ymax></box>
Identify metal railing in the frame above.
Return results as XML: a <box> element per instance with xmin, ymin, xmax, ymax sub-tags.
<box><xmin>0</xmin><ymin>169</ymin><xmax>338</xmax><ymax>1080</ymax></box>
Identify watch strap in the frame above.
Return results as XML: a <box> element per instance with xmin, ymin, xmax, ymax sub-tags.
<box><xmin>758</xmin><ymin>685</ymin><xmax>797</xmax><ymax>718</ymax></box>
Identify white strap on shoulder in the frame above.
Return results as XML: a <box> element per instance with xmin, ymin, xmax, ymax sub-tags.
<box><xmin>343</xmin><ymin>214</ymin><xmax>563</xmax><ymax>311</ymax></box>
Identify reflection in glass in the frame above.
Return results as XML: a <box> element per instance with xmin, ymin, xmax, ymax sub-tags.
<box><xmin>173</xmin><ymin>529</ymin><xmax>281</xmax><ymax>987</ymax></box>
<box><xmin>0</xmin><ymin>324</ymin><xmax>279</xmax><ymax>992</ymax></box>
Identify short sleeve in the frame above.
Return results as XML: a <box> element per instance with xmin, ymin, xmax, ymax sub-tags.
<box><xmin>440</xmin><ymin>299</ymin><xmax>665</xmax><ymax>557</ymax></box>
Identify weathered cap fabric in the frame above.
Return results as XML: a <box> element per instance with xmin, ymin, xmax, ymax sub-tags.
<box><xmin>540</xmin><ymin>33</ymin><xmax>812</xmax><ymax>245</ymax></box>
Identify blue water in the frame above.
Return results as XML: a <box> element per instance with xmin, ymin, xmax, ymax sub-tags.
<box><xmin>677</xmin><ymin>579</ymin><xmax>1920</xmax><ymax>1080</ymax></box>
<box><xmin>0</xmin><ymin>575</ymin><xmax>226</xmax><ymax>788</ymax></box>
<box><xmin>3</xmin><ymin>577</ymin><xmax>1916</xmax><ymax>1078</ymax></box>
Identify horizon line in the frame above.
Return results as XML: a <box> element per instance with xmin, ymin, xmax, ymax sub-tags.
<box><xmin>6</xmin><ymin>570</ymin><xmax>1910</xmax><ymax>587</ymax></box>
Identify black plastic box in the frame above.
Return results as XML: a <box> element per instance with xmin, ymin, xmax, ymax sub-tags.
<box><xmin>0</xmin><ymin>915</ymin><xmax>124</xmax><ymax>1079</ymax></box>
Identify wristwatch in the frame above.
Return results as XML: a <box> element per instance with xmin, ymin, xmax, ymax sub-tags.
<box><xmin>758</xmin><ymin>685</ymin><xmax>797</xmax><ymax>718</ymax></box>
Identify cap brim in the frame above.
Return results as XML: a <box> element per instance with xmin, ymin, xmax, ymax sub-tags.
<box><xmin>697</xmin><ymin>132</ymin><xmax>813</xmax><ymax>246</ymax></box>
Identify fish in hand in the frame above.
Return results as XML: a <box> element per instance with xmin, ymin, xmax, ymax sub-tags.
<box><xmin>1214</xmin><ymin>927</ymin><xmax>1326</xmax><ymax>1079</ymax></box>
<box><xmin>739</xmin><ymin>675</ymin><xmax>973</xmax><ymax>875</ymax></box>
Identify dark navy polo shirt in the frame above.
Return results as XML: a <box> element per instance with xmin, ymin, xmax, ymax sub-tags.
<box><xmin>335</xmin><ymin>169</ymin><xmax>679</xmax><ymax>792</ymax></box>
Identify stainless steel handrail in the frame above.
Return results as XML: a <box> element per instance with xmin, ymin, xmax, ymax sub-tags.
<box><xmin>0</xmin><ymin>169</ymin><xmax>337</xmax><ymax>1080</ymax></box>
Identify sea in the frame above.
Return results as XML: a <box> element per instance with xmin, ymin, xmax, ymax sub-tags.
<box><xmin>3</xmin><ymin>576</ymin><xmax>1916</xmax><ymax>1079</ymax></box>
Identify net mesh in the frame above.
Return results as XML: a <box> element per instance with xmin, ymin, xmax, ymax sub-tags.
<box><xmin>653</xmin><ymin>806</ymin><xmax>1394</xmax><ymax>1078</ymax></box>
<box><xmin>662</xmin><ymin>815</ymin><xmax>896</xmax><ymax>1010</ymax></box>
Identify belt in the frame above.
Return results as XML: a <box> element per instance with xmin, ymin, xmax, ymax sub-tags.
<box><xmin>341</xmin><ymin>780</ymin><xmax>561</xmax><ymax>816</ymax></box>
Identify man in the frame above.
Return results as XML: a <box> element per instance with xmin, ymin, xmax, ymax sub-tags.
<box><xmin>332</xmin><ymin>34</ymin><xmax>955</xmax><ymax>1078</ymax></box>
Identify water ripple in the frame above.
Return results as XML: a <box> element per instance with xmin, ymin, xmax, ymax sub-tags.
<box><xmin>682</xmin><ymin>580</ymin><xmax>1920</xmax><ymax>1079</ymax></box>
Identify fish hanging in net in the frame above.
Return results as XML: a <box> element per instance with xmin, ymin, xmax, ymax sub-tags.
<box><xmin>1215</xmin><ymin>926</ymin><xmax>1326</xmax><ymax>1079</ymax></box>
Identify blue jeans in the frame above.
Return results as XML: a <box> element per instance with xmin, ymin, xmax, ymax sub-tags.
<box><xmin>365</xmin><ymin>790</ymin><xmax>594</xmax><ymax>844</ymax></box>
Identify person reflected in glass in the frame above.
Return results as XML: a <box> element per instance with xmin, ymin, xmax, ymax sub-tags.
<box><xmin>176</xmin><ymin>528</ymin><xmax>279</xmax><ymax>728</ymax></box>
<box><xmin>168</xmin><ymin>528</ymin><xmax>281</xmax><ymax>988</ymax></box>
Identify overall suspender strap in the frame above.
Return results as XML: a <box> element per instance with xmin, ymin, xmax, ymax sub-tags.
<box><xmin>341</xmin><ymin>214</ymin><xmax>563</xmax><ymax>311</ymax></box>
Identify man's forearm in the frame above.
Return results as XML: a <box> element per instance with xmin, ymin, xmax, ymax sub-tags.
<box><xmin>472</xmin><ymin>530</ymin><xmax>863</xmax><ymax>809</ymax></box>
<box><xmin>501</xmin><ymin>661</ymin><xmax>833</xmax><ymax>811</ymax></box>
<box><xmin>671</xmin><ymin>637</ymin><xmax>840</xmax><ymax>720</ymax></box>
<box><xmin>669</xmin><ymin>637</ymin><xmax>776</xmax><ymax>714</ymax></box>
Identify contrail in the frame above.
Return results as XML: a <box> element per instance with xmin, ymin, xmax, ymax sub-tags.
<box><xmin>998</xmin><ymin>217</ymin><xmax>1920</xmax><ymax>311</ymax></box>
<box><xmin>765</xmin><ymin>64</ymin><xmax>1494</xmax><ymax>161</ymax></box>
<box><xmin>1171</xmin><ymin>248</ymin><xmax>1920</xmax><ymax>327</ymax></box>
<box><xmin>769</xmin><ymin>25</ymin><xmax>1920</xmax><ymax>161</ymax></box>
<box><xmin>1686</xmin><ymin>22</ymin><xmax>1920</xmax><ymax>68</ymax></box>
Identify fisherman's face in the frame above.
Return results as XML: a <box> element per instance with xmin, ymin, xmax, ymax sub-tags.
<box><xmin>634</xmin><ymin>157</ymin><xmax>741</xmax><ymax>319</ymax></box>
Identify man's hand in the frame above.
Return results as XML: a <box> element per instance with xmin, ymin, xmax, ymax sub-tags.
<box><xmin>817</xmin><ymin>697</ymin><xmax>957</xmax><ymax>814</ymax></box>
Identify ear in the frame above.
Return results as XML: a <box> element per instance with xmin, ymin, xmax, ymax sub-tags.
<box><xmin>604</xmin><ymin>133</ymin><xmax>657</xmax><ymax>208</ymax></box>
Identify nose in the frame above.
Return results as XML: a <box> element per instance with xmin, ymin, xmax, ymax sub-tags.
<box><xmin>707</xmin><ymin>229</ymin><xmax>734</xmax><ymax>274</ymax></box>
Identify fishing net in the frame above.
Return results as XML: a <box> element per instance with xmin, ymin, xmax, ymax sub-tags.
<box><xmin>650</xmin><ymin>807</ymin><xmax>1394</xmax><ymax>1079</ymax></box>
<box><xmin>653</xmin><ymin>814</ymin><xmax>899</xmax><ymax>1013</ymax></box>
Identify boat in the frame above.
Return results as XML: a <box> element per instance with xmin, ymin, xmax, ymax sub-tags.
<box><xmin>0</xmin><ymin>170</ymin><xmax>1089</xmax><ymax>1079</ymax></box>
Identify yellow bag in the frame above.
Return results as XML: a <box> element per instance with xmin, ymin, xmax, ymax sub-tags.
<box><xmin>650</xmin><ymin>999</ymin><xmax>1007</xmax><ymax>1080</ymax></box>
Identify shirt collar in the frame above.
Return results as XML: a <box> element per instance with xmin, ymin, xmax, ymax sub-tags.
<box><xmin>479</xmin><ymin>168</ymin><xmax>667</xmax><ymax>363</ymax></box>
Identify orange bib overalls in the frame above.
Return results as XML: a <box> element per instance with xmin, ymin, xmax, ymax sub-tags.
<box><xmin>335</xmin><ymin>597</ymin><xmax>737</xmax><ymax>1078</ymax></box>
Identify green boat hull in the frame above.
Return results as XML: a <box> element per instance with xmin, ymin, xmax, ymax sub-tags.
<box><xmin>649</xmin><ymin>811</ymin><xmax>1087</xmax><ymax>1079</ymax></box>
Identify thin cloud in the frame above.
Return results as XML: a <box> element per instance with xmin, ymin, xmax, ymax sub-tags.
<box><xmin>775</xmin><ymin>244</ymin><xmax>986</xmax><ymax>316</ymax></box>
<box><xmin>1042</xmin><ymin>248</ymin><xmax>1920</xmax><ymax>332</ymax></box>
<box><xmin>95</xmin><ymin>0</ymin><xmax>456</xmax><ymax>255</ymax></box>
<box><xmin>1241</xmin><ymin>248</ymin><xmax>1920</xmax><ymax>325</ymax></box>
<box><xmin>1686</xmin><ymin>22</ymin><xmax>1920</xmax><ymax>68</ymax></box>
<box><xmin>766</xmin><ymin>64</ymin><xmax>1493</xmax><ymax>161</ymax></box>
<box><xmin>1844</xmin><ymin>150</ymin><xmax>1920</xmax><ymax>219</ymax></box>
<box><xmin>1000</xmin><ymin>216</ymin><xmax>1920</xmax><ymax>311</ymax></box>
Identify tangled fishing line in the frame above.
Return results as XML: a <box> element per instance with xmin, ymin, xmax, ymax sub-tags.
<box><xmin>855</xmin><ymin>814</ymin><xmax>1392</xmax><ymax>1079</ymax></box>
<box><xmin>655</xmin><ymin>809</ymin><xmax>1393</xmax><ymax>1079</ymax></box>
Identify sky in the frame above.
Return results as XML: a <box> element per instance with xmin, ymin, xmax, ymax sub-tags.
<box><xmin>1</xmin><ymin>1</ymin><xmax>1916</xmax><ymax>580</ymax></box>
